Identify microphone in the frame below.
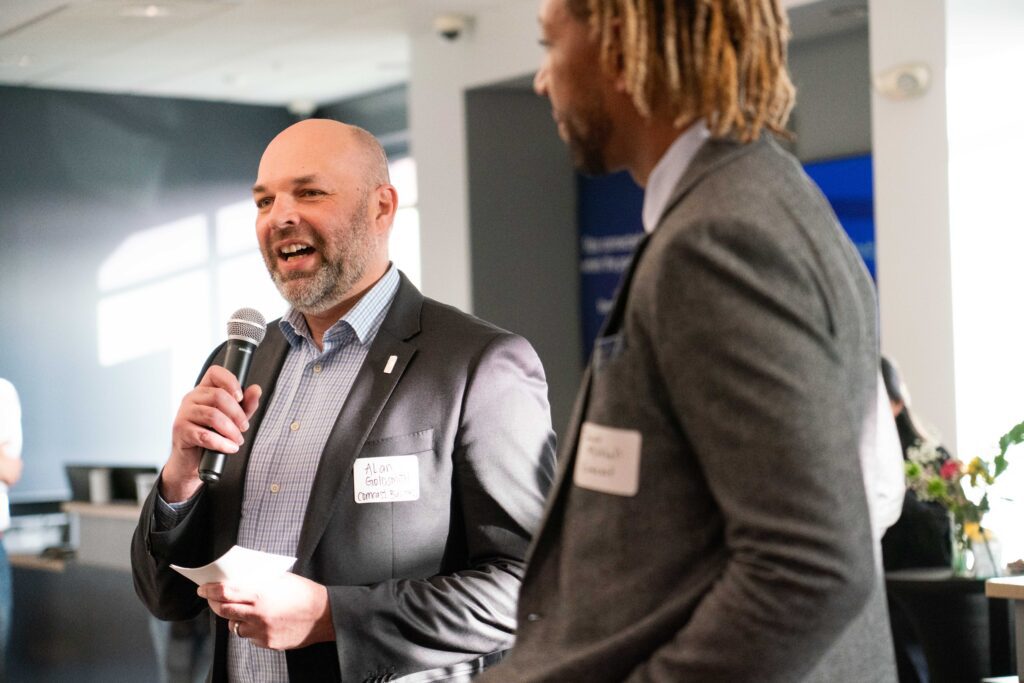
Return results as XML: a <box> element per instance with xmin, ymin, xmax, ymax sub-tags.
<box><xmin>199</xmin><ymin>308</ymin><xmax>267</xmax><ymax>484</ymax></box>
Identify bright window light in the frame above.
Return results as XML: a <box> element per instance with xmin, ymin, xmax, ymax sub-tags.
<box><xmin>98</xmin><ymin>214</ymin><xmax>208</xmax><ymax>292</ymax></box>
<box><xmin>216</xmin><ymin>252</ymin><xmax>288</xmax><ymax>325</ymax></box>
<box><xmin>947</xmin><ymin>6</ymin><xmax>1024</xmax><ymax>562</ymax></box>
<box><xmin>388</xmin><ymin>156</ymin><xmax>420</xmax><ymax>287</ymax></box>
<box><xmin>97</xmin><ymin>271</ymin><xmax>213</xmax><ymax>406</ymax></box>
<box><xmin>216</xmin><ymin>200</ymin><xmax>259</xmax><ymax>257</ymax></box>
<box><xmin>390</xmin><ymin>156</ymin><xmax>418</xmax><ymax>208</ymax></box>
<box><xmin>390</xmin><ymin>207</ymin><xmax>421</xmax><ymax>289</ymax></box>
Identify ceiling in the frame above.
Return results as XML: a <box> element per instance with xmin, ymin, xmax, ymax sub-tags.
<box><xmin>0</xmin><ymin>0</ymin><xmax>866</xmax><ymax>110</ymax></box>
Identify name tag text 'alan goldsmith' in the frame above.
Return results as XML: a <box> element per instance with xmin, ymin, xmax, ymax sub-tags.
<box><xmin>353</xmin><ymin>455</ymin><xmax>420</xmax><ymax>504</ymax></box>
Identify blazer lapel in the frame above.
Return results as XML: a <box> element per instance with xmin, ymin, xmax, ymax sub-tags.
<box><xmin>529</xmin><ymin>137</ymin><xmax>766</xmax><ymax>566</ymax></box>
<box><xmin>292</xmin><ymin>274</ymin><xmax>422</xmax><ymax>574</ymax></box>
<box><xmin>526</xmin><ymin>229</ymin><xmax>654</xmax><ymax>563</ymax></box>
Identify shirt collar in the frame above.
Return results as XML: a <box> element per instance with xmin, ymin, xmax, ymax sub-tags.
<box><xmin>641</xmin><ymin>121</ymin><xmax>710</xmax><ymax>234</ymax></box>
<box><xmin>279</xmin><ymin>264</ymin><xmax>400</xmax><ymax>350</ymax></box>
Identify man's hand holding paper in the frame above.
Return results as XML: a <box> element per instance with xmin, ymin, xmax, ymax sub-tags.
<box><xmin>172</xmin><ymin>545</ymin><xmax>330</xmax><ymax>650</ymax></box>
<box><xmin>199</xmin><ymin>572</ymin><xmax>334</xmax><ymax>651</ymax></box>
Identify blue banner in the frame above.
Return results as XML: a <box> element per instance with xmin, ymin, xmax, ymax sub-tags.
<box><xmin>803</xmin><ymin>154</ymin><xmax>876</xmax><ymax>279</ymax></box>
<box><xmin>577</xmin><ymin>171</ymin><xmax>645</xmax><ymax>361</ymax></box>
<box><xmin>577</xmin><ymin>154</ymin><xmax>876</xmax><ymax>360</ymax></box>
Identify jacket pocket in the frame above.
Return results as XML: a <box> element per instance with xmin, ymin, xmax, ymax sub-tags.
<box><xmin>361</xmin><ymin>428</ymin><xmax>434</xmax><ymax>458</ymax></box>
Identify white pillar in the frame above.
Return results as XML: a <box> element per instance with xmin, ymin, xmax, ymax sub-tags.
<box><xmin>408</xmin><ymin>0</ymin><xmax>540</xmax><ymax>313</ymax></box>
<box><xmin>869</xmin><ymin>0</ymin><xmax>956</xmax><ymax>449</ymax></box>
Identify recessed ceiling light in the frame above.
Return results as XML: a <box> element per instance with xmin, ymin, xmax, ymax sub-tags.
<box><xmin>121</xmin><ymin>5</ymin><xmax>171</xmax><ymax>18</ymax></box>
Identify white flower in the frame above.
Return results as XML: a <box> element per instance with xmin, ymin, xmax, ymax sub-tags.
<box><xmin>907</xmin><ymin>440</ymin><xmax>943</xmax><ymax>466</ymax></box>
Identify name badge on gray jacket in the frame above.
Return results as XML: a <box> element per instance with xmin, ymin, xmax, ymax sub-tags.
<box><xmin>573</xmin><ymin>422</ymin><xmax>642</xmax><ymax>497</ymax></box>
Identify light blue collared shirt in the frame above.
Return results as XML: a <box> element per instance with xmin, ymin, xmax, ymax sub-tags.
<box><xmin>641</xmin><ymin>121</ymin><xmax>710</xmax><ymax>233</ymax></box>
<box><xmin>229</xmin><ymin>264</ymin><xmax>400</xmax><ymax>683</ymax></box>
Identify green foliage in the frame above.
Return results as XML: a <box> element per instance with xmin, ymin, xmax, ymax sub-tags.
<box><xmin>906</xmin><ymin>420</ymin><xmax>1019</xmax><ymax>540</ymax></box>
<box><xmin>995</xmin><ymin>419</ymin><xmax>1024</xmax><ymax>477</ymax></box>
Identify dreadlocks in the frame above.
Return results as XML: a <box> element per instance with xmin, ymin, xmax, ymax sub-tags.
<box><xmin>566</xmin><ymin>0</ymin><xmax>795</xmax><ymax>142</ymax></box>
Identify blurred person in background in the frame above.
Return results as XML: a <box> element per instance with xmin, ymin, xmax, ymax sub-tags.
<box><xmin>0</xmin><ymin>378</ymin><xmax>24</xmax><ymax>680</ymax></box>
<box><xmin>881</xmin><ymin>356</ymin><xmax>951</xmax><ymax>683</ymax></box>
<box><xmin>880</xmin><ymin>357</ymin><xmax>951</xmax><ymax>571</ymax></box>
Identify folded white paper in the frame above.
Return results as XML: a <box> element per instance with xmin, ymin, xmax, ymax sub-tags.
<box><xmin>171</xmin><ymin>545</ymin><xmax>296</xmax><ymax>586</ymax></box>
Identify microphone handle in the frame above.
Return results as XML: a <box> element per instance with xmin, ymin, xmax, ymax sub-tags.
<box><xmin>199</xmin><ymin>340</ymin><xmax>257</xmax><ymax>484</ymax></box>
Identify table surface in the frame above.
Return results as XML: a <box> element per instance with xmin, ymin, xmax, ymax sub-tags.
<box><xmin>61</xmin><ymin>500</ymin><xmax>142</xmax><ymax>520</ymax></box>
<box><xmin>987</xmin><ymin>577</ymin><xmax>1024</xmax><ymax>600</ymax></box>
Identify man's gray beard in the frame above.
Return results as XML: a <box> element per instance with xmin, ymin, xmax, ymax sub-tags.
<box><xmin>270</xmin><ymin>256</ymin><xmax>364</xmax><ymax>315</ymax></box>
<box><xmin>267</xmin><ymin>218</ymin><xmax>375</xmax><ymax>316</ymax></box>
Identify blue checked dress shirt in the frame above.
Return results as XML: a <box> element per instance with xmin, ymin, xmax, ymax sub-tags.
<box><xmin>157</xmin><ymin>265</ymin><xmax>400</xmax><ymax>683</ymax></box>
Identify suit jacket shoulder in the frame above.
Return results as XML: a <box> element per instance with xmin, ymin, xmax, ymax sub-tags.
<box><xmin>494</xmin><ymin>137</ymin><xmax>893</xmax><ymax>683</ymax></box>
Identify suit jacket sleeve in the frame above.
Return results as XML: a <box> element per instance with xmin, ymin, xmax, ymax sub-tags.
<box><xmin>131</xmin><ymin>344</ymin><xmax>223</xmax><ymax>622</ymax></box>
<box><xmin>626</xmin><ymin>218</ymin><xmax>877</xmax><ymax>681</ymax></box>
<box><xmin>131</xmin><ymin>481</ymin><xmax>213</xmax><ymax>621</ymax></box>
<box><xmin>330</xmin><ymin>332</ymin><xmax>557</xmax><ymax>678</ymax></box>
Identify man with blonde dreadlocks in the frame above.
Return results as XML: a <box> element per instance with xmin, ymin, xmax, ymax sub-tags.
<box><xmin>479</xmin><ymin>0</ymin><xmax>898</xmax><ymax>681</ymax></box>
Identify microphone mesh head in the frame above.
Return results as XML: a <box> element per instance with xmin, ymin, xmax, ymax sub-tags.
<box><xmin>226</xmin><ymin>308</ymin><xmax>267</xmax><ymax>346</ymax></box>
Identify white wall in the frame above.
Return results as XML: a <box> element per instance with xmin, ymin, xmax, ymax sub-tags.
<box><xmin>945</xmin><ymin>1</ymin><xmax>1024</xmax><ymax>458</ymax></box>
<box><xmin>871</xmin><ymin>0</ymin><xmax>1024</xmax><ymax>462</ymax></box>
<box><xmin>946</xmin><ymin>0</ymin><xmax>1024</xmax><ymax>561</ymax></box>
<box><xmin>409</xmin><ymin>0</ymin><xmax>836</xmax><ymax>313</ymax></box>
<box><xmin>870</xmin><ymin>0</ymin><xmax>1024</xmax><ymax>559</ymax></box>
<box><xmin>409</xmin><ymin>0</ymin><xmax>541</xmax><ymax>312</ymax></box>
<box><xmin>869</xmin><ymin>0</ymin><xmax>957</xmax><ymax>447</ymax></box>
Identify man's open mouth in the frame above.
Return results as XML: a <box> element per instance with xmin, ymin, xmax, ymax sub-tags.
<box><xmin>279</xmin><ymin>242</ymin><xmax>316</xmax><ymax>261</ymax></box>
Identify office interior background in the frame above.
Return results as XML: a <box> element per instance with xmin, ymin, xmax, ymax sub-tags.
<box><xmin>1</xmin><ymin>0</ymin><xmax>1023</xmax><ymax>679</ymax></box>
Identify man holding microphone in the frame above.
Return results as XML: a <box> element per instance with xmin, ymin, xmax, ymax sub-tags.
<box><xmin>132</xmin><ymin>120</ymin><xmax>556</xmax><ymax>683</ymax></box>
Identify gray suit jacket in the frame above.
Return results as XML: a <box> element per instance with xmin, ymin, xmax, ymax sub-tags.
<box><xmin>131</xmin><ymin>273</ymin><xmax>557</xmax><ymax>683</ymax></box>
<box><xmin>482</xmin><ymin>137</ymin><xmax>897</xmax><ymax>681</ymax></box>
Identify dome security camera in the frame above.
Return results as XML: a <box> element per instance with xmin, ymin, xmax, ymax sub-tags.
<box><xmin>433</xmin><ymin>14</ymin><xmax>471</xmax><ymax>41</ymax></box>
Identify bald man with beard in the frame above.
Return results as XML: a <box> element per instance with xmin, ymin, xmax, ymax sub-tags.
<box><xmin>132</xmin><ymin>120</ymin><xmax>556</xmax><ymax>683</ymax></box>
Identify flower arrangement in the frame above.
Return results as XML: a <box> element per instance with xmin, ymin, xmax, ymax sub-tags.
<box><xmin>904</xmin><ymin>420</ymin><xmax>1024</xmax><ymax>576</ymax></box>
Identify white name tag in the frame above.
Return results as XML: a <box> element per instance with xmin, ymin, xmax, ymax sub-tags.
<box><xmin>573</xmin><ymin>422</ymin><xmax>642</xmax><ymax>497</ymax></box>
<box><xmin>353</xmin><ymin>455</ymin><xmax>420</xmax><ymax>504</ymax></box>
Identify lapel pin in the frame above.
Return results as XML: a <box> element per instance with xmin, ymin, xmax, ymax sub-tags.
<box><xmin>384</xmin><ymin>355</ymin><xmax>398</xmax><ymax>374</ymax></box>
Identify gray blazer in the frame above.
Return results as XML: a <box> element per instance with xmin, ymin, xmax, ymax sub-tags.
<box><xmin>483</xmin><ymin>137</ymin><xmax>897</xmax><ymax>682</ymax></box>
<box><xmin>131</xmin><ymin>273</ymin><xmax>557</xmax><ymax>683</ymax></box>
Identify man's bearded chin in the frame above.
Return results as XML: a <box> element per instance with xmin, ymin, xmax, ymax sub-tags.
<box><xmin>270</xmin><ymin>257</ymin><xmax>358</xmax><ymax>315</ymax></box>
<box><xmin>564</xmin><ymin>105</ymin><xmax>613</xmax><ymax>176</ymax></box>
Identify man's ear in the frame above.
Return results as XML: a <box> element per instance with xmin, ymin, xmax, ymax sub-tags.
<box><xmin>604</xmin><ymin>16</ymin><xmax>628</xmax><ymax>92</ymax></box>
<box><xmin>373</xmin><ymin>184</ymin><xmax>399</xmax><ymax>231</ymax></box>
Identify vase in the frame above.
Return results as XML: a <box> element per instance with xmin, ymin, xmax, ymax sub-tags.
<box><xmin>949</xmin><ymin>514</ymin><xmax>974</xmax><ymax>578</ymax></box>
<box><xmin>970</xmin><ymin>522</ymin><xmax>1002</xmax><ymax>578</ymax></box>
